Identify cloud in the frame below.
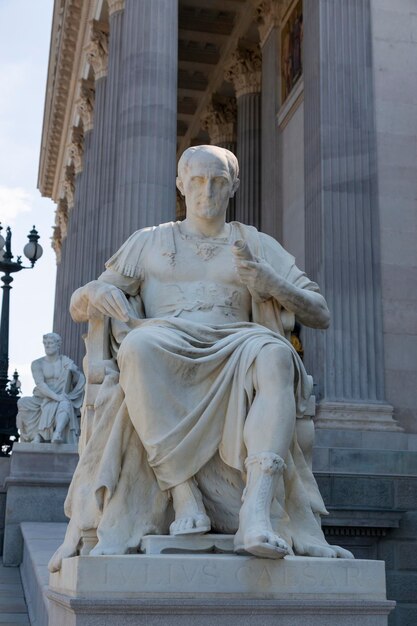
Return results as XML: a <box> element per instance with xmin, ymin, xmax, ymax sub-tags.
<box><xmin>0</xmin><ymin>185</ymin><xmax>32</xmax><ymax>225</ymax></box>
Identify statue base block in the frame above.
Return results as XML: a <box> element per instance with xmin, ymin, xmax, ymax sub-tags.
<box><xmin>47</xmin><ymin>554</ymin><xmax>395</xmax><ymax>625</ymax></box>
<box><xmin>2</xmin><ymin>442</ymin><xmax>78</xmax><ymax>565</ymax></box>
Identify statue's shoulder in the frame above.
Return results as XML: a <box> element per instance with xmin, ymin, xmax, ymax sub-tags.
<box><xmin>119</xmin><ymin>225</ymin><xmax>157</xmax><ymax>248</ymax></box>
<box><xmin>60</xmin><ymin>354</ymin><xmax>75</xmax><ymax>369</ymax></box>
<box><xmin>105</xmin><ymin>222</ymin><xmax>176</xmax><ymax>278</ymax></box>
<box><xmin>31</xmin><ymin>356</ymin><xmax>46</xmax><ymax>369</ymax></box>
<box><xmin>231</xmin><ymin>222</ymin><xmax>295</xmax><ymax>265</ymax></box>
<box><xmin>115</xmin><ymin>221</ymin><xmax>176</xmax><ymax>251</ymax></box>
<box><xmin>258</xmin><ymin>231</ymin><xmax>295</xmax><ymax>263</ymax></box>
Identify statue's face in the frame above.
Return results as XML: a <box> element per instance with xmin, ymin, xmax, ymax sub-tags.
<box><xmin>180</xmin><ymin>153</ymin><xmax>234</xmax><ymax>220</ymax></box>
<box><xmin>43</xmin><ymin>337</ymin><xmax>60</xmax><ymax>357</ymax></box>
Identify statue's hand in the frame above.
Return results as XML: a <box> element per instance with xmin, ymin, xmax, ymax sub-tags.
<box><xmin>235</xmin><ymin>259</ymin><xmax>282</xmax><ymax>299</ymax></box>
<box><xmin>88</xmin><ymin>281</ymin><xmax>130</xmax><ymax>322</ymax></box>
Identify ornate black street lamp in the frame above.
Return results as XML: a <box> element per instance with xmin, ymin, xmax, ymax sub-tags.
<box><xmin>0</xmin><ymin>224</ymin><xmax>43</xmax><ymax>455</ymax></box>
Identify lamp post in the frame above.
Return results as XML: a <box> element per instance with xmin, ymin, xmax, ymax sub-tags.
<box><xmin>0</xmin><ymin>224</ymin><xmax>43</xmax><ymax>455</ymax></box>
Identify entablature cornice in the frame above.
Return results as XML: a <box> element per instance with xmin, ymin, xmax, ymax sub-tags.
<box><xmin>38</xmin><ymin>0</ymin><xmax>85</xmax><ymax>199</ymax></box>
<box><xmin>38</xmin><ymin>0</ymin><xmax>106</xmax><ymax>202</ymax></box>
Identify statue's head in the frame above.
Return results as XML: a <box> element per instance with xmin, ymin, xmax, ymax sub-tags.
<box><xmin>43</xmin><ymin>332</ymin><xmax>62</xmax><ymax>356</ymax></box>
<box><xmin>176</xmin><ymin>145</ymin><xmax>240</xmax><ymax>220</ymax></box>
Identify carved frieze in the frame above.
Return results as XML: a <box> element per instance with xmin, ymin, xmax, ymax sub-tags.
<box><xmin>38</xmin><ymin>0</ymin><xmax>83</xmax><ymax>198</ymax></box>
<box><xmin>224</xmin><ymin>43</ymin><xmax>262</xmax><ymax>98</ymax></box>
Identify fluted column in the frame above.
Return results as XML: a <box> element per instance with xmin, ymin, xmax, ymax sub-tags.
<box><xmin>303</xmin><ymin>0</ymin><xmax>398</xmax><ymax>430</ymax></box>
<box><xmin>97</xmin><ymin>0</ymin><xmax>125</xmax><ymax>268</ymax></box>
<box><xmin>114</xmin><ymin>0</ymin><xmax>178</xmax><ymax>247</ymax></box>
<box><xmin>52</xmin><ymin>200</ymin><xmax>67</xmax><ymax>340</ymax></box>
<box><xmin>53</xmin><ymin>162</ymin><xmax>89</xmax><ymax>364</ymax></box>
<box><xmin>225</xmin><ymin>44</ymin><xmax>262</xmax><ymax>229</ymax></box>
<box><xmin>201</xmin><ymin>97</ymin><xmax>237</xmax><ymax>221</ymax></box>
<box><xmin>83</xmin><ymin>20</ymin><xmax>109</xmax><ymax>281</ymax></box>
<box><xmin>254</xmin><ymin>0</ymin><xmax>282</xmax><ymax>240</ymax></box>
<box><xmin>52</xmin><ymin>74</ymin><xmax>95</xmax><ymax>366</ymax></box>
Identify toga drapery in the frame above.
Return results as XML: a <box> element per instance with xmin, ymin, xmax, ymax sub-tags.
<box><xmin>49</xmin><ymin>222</ymin><xmax>329</xmax><ymax>570</ymax></box>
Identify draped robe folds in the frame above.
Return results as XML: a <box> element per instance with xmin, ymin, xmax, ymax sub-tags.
<box><xmin>17</xmin><ymin>356</ymin><xmax>84</xmax><ymax>443</ymax></box>
<box><xmin>50</xmin><ymin>222</ymin><xmax>329</xmax><ymax>570</ymax></box>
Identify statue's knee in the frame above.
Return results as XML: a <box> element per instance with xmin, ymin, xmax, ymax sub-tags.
<box><xmin>259</xmin><ymin>344</ymin><xmax>293</xmax><ymax>373</ymax></box>
<box><xmin>59</xmin><ymin>399</ymin><xmax>72</xmax><ymax>413</ymax></box>
<box><xmin>254</xmin><ymin>344</ymin><xmax>294</xmax><ymax>391</ymax></box>
<box><xmin>118</xmin><ymin>328</ymin><xmax>157</xmax><ymax>366</ymax></box>
<box><xmin>17</xmin><ymin>396</ymin><xmax>31</xmax><ymax>410</ymax></box>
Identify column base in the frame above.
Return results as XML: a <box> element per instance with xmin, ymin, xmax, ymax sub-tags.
<box><xmin>314</xmin><ymin>402</ymin><xmax>402</xmax><ymax>432</ymax></box>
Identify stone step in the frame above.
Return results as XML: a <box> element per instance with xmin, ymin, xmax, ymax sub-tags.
<box><xmin>20</xmin><ymin>522</ymin><xmax>67</xmax><ymax>626</ymax></box>
<box><xmin>0</xmin><ymin>560</ymin><xmax>29</xmax><ymax>625</ymax></box>
<box><xmin>313</xmin><ymin>446</ymin><xmax>417</xmax><ymax>475</ymax></box>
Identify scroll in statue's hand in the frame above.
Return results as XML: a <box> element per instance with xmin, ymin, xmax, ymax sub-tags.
<box><xmin>234</xmin><ymin>258</ymin><xmax>284</xmax><ymax>302</ymax></box>
<box><xmin>88</xmin><ymin>281</ymin><xmax>130</xmax><ymax>322</ymax></box>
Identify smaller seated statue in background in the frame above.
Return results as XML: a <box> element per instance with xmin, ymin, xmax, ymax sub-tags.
<box><xmin>16</xmin><ymin>333</ymin><xmax>85</xmax><ymax>444</ymax></box>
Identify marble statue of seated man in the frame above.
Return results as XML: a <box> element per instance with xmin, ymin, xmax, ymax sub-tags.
<box><xmin>49</xmin><ymin>145</ymin><xmax>352</xmax><ymax>572</ymax></box>
<box><xmin>17</xmin><ymin>333</ymin><xmax>85</xmax><ymax>444</ymax></box>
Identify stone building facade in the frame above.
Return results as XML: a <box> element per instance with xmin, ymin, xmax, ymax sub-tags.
<box><xmin>38</xmin><ymin>1</ymin><xmax>417</xmax><ymax>623</ymax></box>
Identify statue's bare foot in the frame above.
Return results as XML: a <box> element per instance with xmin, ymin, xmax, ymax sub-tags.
<box><xmin>293</xmin><ymin>535</ymin><xmax>354</xmax><ymax>559</ymax></box>
<box><xmin>52</xmin><ymin>431</ymin><xmax>64</xmax><ymax>443</ymax></box>
<box><xmin>234</xmin><ymin>452</ymin><xmax>290</xmax><ymax>559</ymax></box>
<box><xmin>234</xmin><ymin>525</ymin><xmax>290</xmax><ymax>559</ymax></box>
<box><xmin>170</xmin><ymin>479</ymin><xmax>211</xmax><ymax>535</ymax></box>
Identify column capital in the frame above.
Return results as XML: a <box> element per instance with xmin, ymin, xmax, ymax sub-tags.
<box><xmin>77</xmin><ymin>79</ymin><xmax>95</xmax><ymax>132</ymax></box>
<box><xmin>252</xmin><ymin>0</ymin><xmax>282</xmax><ymax>46</ymax></box>
<box><xmin>68</xmin><ymin>125</ymin><xmax>84</xmax><ymax>175</ymax></box>
<box><xmin>224</xmin><ymin>43</ymin><xmax>262</xmax><ymax>98</ymax></box>
<box><xmin>51</xmin><ymin>225</ymin><xmax>62</xmax><ymax>264</ymax></box>
<box><xmin>107</xmin><ymin>0</ymin><xmax>125</xmax><ymax>16</ymax></box>
<box><xmin>62</xmin><ymin>164</ymin><xmax>75</xmax><ymax>210</ymax></box>
<box><xmin>201</xmin><ymin>97</ymin><xmax>237</xmax><ymax>145</ymax></box>
<box><xmin>85</xmin><ymin>20</ymin><xmax>110</xmax><ymax>80</ymax></box>
<box><xmin>56</xmin><ymin>199</ymin><xmax>69</xmax><ymax>240</ymax></box>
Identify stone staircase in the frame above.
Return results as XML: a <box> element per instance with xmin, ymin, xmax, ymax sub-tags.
<box><xmin>0</xmin><ymin>559</ymin><xmax>30</xmax><ymax>625</ymax></box>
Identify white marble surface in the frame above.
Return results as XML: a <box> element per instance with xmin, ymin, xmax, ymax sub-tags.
<box><xmin>50</xmin><ymin>553</ymin><xmax>386</xmax><ymax>599</ymax></box>
<box><xmin>50</xmin><ymin>146</ymin><xmax>350</xmax><ymax>573</ymax></box>
<box><xmin>16</xmin><ymin>333</ymin><xmax>84</xmax><ymax>444</ymax></box>
<box><xmin>141</xmin><ymin>534</ymin><xmax>235</xmax><ymax>555</ymax></box>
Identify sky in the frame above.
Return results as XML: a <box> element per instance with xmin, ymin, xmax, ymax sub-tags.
<box><xmin>0</xmin><ymin>0</ymin><xmax>56</xmax><ymax>394</ymax></box>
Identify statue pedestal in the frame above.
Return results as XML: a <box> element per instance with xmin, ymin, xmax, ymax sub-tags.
<box><xmin>48</xmin><ymin>553</ymin><xmax>394</xmax><ymax>625</ymax></box>
<box><xmin>2</xmin><ymin>442</ymin><xmax>78</xmax><ymax>565</ymax></box>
